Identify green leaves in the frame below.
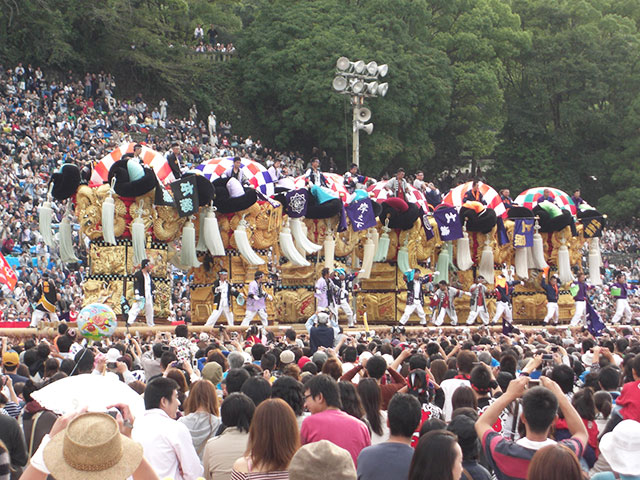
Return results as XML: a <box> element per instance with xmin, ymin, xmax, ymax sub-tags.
<box><xmin>488</xmin><ymin>0</ymin><xmax>640</xmax><ymax>216</ymax></box>
<box><xmin>2</xmin><ymin>0</ymin><xmax>640</xmax><ymax>220</ymax></box>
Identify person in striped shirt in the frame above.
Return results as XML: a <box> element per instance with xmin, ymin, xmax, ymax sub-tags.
<box><xmin>475</xmin><ymin>376</ymin><xmax>588</xmax><ymax>480</ymax></box>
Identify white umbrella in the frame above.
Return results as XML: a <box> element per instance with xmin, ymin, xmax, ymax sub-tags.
<box><xmin>32</xmin><ymin>374</ymin><xmax>145</xmax><ymax>417</ymax></box>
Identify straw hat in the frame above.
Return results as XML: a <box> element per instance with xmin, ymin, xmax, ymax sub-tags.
<box><xmin>44</xmin><ymin>412</ymin><xmax>143</xmax><ymax>480</ymax></box>
<box><xmin>289</xmin><ymin>440</ymin><xmax>356</xmax><ymax>480</ymax></box>
<box><xmin>598</xmin><ymin>419</ymin><xmax>640</xmax><ymax>475</ymax></box>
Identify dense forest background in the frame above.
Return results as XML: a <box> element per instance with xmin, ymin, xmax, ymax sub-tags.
<box><xmin>2</xmin><ymin>0</ymin><xmax>640</xmax><ymax>219</ymax></box>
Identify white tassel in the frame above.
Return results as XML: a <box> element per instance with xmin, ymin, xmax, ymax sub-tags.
<box><xmin>324</xmin><ymin>233</ymin><xmax>335</xmax><ymax>270</ymax></box>
<box><xmin>39</xmin><ymin>201</ymin><xmax>54</xmax><ymax>247</ymax></box>
<box><xmin>370</xmin><ymin>228</ymin><xmax>379</xmax><ymax>257</ymax></box>
<box><xmin>359</xmin><ymin>234</ymin><xmax>375</xmax><ymax>279</ymax></box>
<box><xmin>291</xmin><ymin>217</ymin><xmax>321</xmax><ymax>254</ymax></box>
<box><xmin>478</xmin><ymin>237</ymin><xmax>494</xmax><ymax>281</ymax></box>
<box><xmin>180</xmin><ymin>219</ymin><xmax>201</xmax><ymax>268</ymax></box>
<box><xmin>196</xmin><ymin>211</ymin><xmax>207</xmax><ymax>252</ymax></box>
<box><xmin>532</xmin><ymin>234</ymin><xmax>548</xmax><ymax>269</ymax></box>
<box><xmin>374</xmin><ymin>220</ymin><xmax>390</xmax><ymax>262</ymax></box>
<box><xmin>397</xmin><ymin>242</ymin><xmax>411</xmax><ymax>274</ymax></box>
<box><xmin>131</xmin><ymin>217</ymin><xmax>147</xmax><ymax>266</ymax></box>
<box><xmin>101</xmin><ymin>196</ymin><xmax>116</xmax><ymax>245</ymax></box>
<box><xmin>557</xmin><ymin>237</ymin><xmax>572</xmax><ymax>285</ymax></box>
<box><xmin>280</xmin><ymin>222</ymin><xmax>310</xmax><ymax>266</ymax></box>
<box><xmin>234</xmin><ymin>216</ymin><xmax>265</xmax><ymax>265</ymax></box>
<box><xmin>588</xmin><ymin>238</ymin><xmax>602</xmax><ymax>285</ymax></box>
<box><xmin>434</xmin><ymin>244</ymin><xmax>450</xmax><ymax>284</ymax></box>
<box><xmin>532</xmin><ymin>221</ymin><xmax>548</xmax><ymax>269</ymax></box>
<box><xmin>59</xmin><ymin>216</ymin><xmax>79</xmax><ymax>263</ymax></box>
<box><xmin>456</xmin><ymin>231</ymin><xmax>473</xmax><ymax>271</ymax></box>
<box><xmin>515</xmin><ymin>248</ymin><xmax>529</xmax><ymax>280</ymax></box>
<box><xmin>526</xmin><ymin>247</ymin><xmax>536</xmax><ymax>269</ymax></box>
<box><xmin>203</xmin><ymin>207</ymin><xmax>225</xmax><ymax>256</ymax></box>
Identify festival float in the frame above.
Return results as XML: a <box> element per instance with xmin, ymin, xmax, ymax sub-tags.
<box><xmin>43</xmin><ymin>143</ymin><xmax>606</xmax><ymax>328</ymax></box>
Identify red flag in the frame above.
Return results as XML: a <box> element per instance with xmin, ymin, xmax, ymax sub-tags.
<box><xmin>0</xmin><ymin>253</ymin><xmax>17</xmax><ymax>290</ymax></box>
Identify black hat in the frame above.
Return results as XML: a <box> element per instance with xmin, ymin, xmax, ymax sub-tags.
<box><xmin>134</xmin><ymin>143</ymin><xmax>143</xmax><ymax>150</ymax></box>
<box><xmin>254</xmin><ymin>271</ymin><xmax>264</xmax><ymax>280</ymax></box>
<box><xmin>182</xmin><ymin>172</ymin><xmax>215</xmax><ymax>206</ymax></box>
<box><xmin>50</xmin><ymin>164</ymin><xmax>81</xmax><ymax>200</ymax></box>
<box><xmin>108</xmin><ymin>159</ymin><xmax>157</xmax><ymax>198</ymax></box>
<box><xmin>219</xmin><ymin>269</ymin><xmax>228</xmax><ymax>275</ymax></box>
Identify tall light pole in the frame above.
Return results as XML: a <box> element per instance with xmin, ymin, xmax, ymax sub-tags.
<box><xmin>332</xmin><ymin>57</ymin><xmax>388</xmax><ymax>168</ymax></box>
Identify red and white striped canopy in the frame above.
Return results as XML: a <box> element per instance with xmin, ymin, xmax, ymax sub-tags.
<box><xmin>367</xmin><ymin>180</ymin><xmax>430</xmax><ymax>212</ymax></box>
<box><xmin>90</xmin><ymin>143</ymin><xmax>176</xmax><ymax>187</ymax></box>
<box><xmin>443</xmin><ymin>181</ymin><xmax>507</xmax><ymax>218</ymax></box>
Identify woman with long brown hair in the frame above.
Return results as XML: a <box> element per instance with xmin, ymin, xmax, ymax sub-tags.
<box><xmin>231</xmin><ymin>398</ymin><xmax>300</xmax><ymax>479</ymax></box>
<box><xmin>165</xmin><ymin>367</ymin><xmax>189</xmax><ymax>411</ymax></box>
<box><xmin>358</xmin><ymin>378</ymin><xmax>389</xmax><ymax>444</ymax></box>
<box><xmin>178</xmin><ymin>380</ymin><xmax>221</xmax><ymax>462</ymax></box>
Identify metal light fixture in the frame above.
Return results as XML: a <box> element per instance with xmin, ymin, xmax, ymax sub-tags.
<box><xmin>353</xmin><ymin>60</ymin><xmax>366</xmax><ymax>74</ymax></box>
<box><xmin>332</xmin><ymin>57</ymin><xmax>389</xmax><ymax>167</ymax></box>
<box><xmin>332</xmin><ymin>76</ymin><xmax>348</xmax><ymax>92</ymax></box>
<box><xmin>351</xmin><ymin>79</ymin><xmax>365</xmax><ymax>94</ymax></box>
<box><xmin>336</xmin><ymin>57</ymin><xmax>351</xmax><ymax>71</ymax></box>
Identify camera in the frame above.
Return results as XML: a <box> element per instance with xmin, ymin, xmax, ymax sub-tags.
<box><xmin>542</xmin><ymin>354</ymin><xmax>554</xmax><ymax>362</ymax></box>
<box><xmin>106</xmin><ymin>362</ymin><xmax>117</xmax><ymax>370</ymax></box>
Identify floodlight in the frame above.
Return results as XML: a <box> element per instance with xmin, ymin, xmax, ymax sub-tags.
<box><xmin>377</xmin><ymin>83</ymin><xmax>389</xmax><ymax>97</ymax></box>
<box><xmin>351</xmin><ymin>79</ymin><xmax>365</xmax><ymax>94</ymax></box>
<box><xmin>377</xmin><ymin>64</ymin><xmax>388</xmax><ymax>77</ymax></box>
<box><xmin>353</xmin><ymin>61</ymin><xmax>366</xmax><ymax>74</ymax></box>
<box><xmin>336</xmin><ymin>57</ymin><xmax>351</xmax><ymax>71</ymax></box>
<box><xmin>366</xmin><ymin>61</ymin><xmax>378</xmax><ymax>76</ymax></box>
<box><xmin>332</xmin><ymin>76</ymin><xmax>348</xmax><ymax>92</ymax></box>
<box><xmin>366</xmin><ymin>81</ymin><xmax>379</xmax><ymax>94</ymax></box>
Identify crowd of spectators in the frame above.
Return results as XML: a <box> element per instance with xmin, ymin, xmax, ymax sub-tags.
<box><xmin>1</xmin><ymin>323</ymin><xmax>640</xmax><ymax>479</ymax></box>
<box><xmin>0</xmin><ymin>62</ymin><xmax>349</xmax><ymax>325</ymax></box>
<box><xmin>0</xmin><ymin>61</ymin><xmax>639</xmax><ymax>329</ymax></box>
<box><xmin>191</xmin><ymin>24</ymin><xmax>236</xmax><ymax>56</ymax></box>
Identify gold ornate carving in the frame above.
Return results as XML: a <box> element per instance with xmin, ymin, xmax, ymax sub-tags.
<box><xmin>356</xmin><ymin>292</ymin><xmax>396</xmax><ymax>323</ymax></box>
<box><xmin>274</xmin><ymin>289</ymin><xmax>316</xmax><ymax>322</ymax></box>
<box><xmin>89</xmin><ymin>244</ymin><xmax>126</xmax><ymax>276</ymax></box>
<box><xmin>154</xmin><ymin>206</ymin><xmax>186</xmax><ymax>242</ymax></box>
<box><xmin>129</xmin><ymin>193</ymin><xmax>156</xmax><ymax>232</ymax></box>
<box><xmin>75</xmin><ymin>185</ymin><xmax>102</xmax><ymax>240</ymax></box>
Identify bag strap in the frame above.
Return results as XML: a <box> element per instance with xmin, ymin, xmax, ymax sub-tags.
<box><xmin>462</xmin><ymin>468</ymin><xmax>473</xmax><ymax>480</ymax></box>
<box><xmin>511</xmin><ymin>400</ymin><xmax>520</xmax><ymax>440</ymax></box>
<box><xmin>27</xmin><ymin>411</ymin><xmax>44</xmax><ymax>460</ymax></box>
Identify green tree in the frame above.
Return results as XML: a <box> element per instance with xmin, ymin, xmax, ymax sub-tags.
<box><xmin>488</xmin><ymin>0</ymin><xmax>640</xmax><ymax>213</ymax></box>
<box><xmin>235</xmin><ymin>0</ymin><xmax>528</xmax><ymax>175</ymax></box>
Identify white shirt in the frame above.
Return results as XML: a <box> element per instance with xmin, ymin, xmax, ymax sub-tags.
<box><xmin>143</xmin><ymin>272</ymin><xmax>152</xmax><ymax>301</ymax></box>
<box><xmin>413</xmin><ymin>281</ymin><xmax>421</xmax><ymax>301</ymax></box>
<box><xmin>132</xmin><ymin>409</ymin><xmax>203</xmax><ymax>480</ymax></box>
<box><xmin>516</xmin><ymin>437</ymin><xmax>557</xmax><ymax>450</ymax></box>
<box><xmin>217</xmin><ymin>281</ymin><xmax>229</xmax><ymax>308</ymax></box>
<box><xmin>440</xmin><ymin>377</ymin><xmax>471</xmax><ymax>421</ymax></box>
